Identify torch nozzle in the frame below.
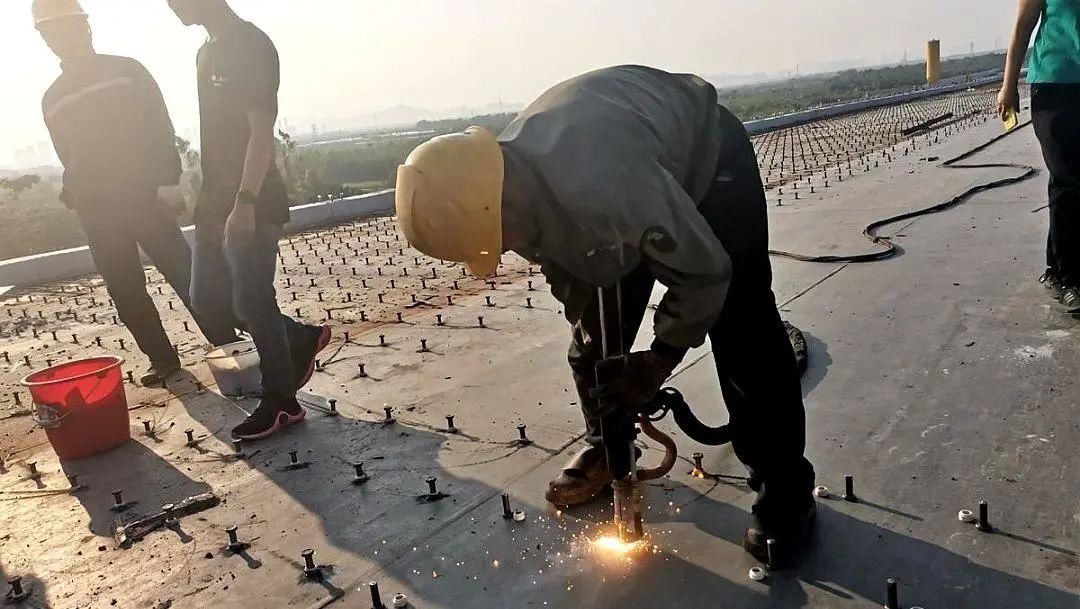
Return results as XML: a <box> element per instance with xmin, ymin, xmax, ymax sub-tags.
<box><xmin>612</xmin><ymin>479</ymin><xmax>645</xmax><ymax>543</ymax></box>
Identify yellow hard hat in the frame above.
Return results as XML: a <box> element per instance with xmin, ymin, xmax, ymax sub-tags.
<box><xmin>33</xmin><ymin>0</ymin><xmax>87</xmax><ymax>27</ymax></box>
<box><xmin>396</xmin><ymin>127</ymin><xmax>504</xmax><ymax>278</ymax></box>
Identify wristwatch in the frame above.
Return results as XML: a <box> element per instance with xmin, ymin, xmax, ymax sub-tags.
<box><xmin>235</xmin><ymin>189</ymin><xmax>257</xmax><ymax>207</ymax></box>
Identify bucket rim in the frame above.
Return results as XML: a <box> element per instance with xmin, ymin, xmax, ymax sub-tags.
<box><xmin>20</xmin><ymin>355</ymin><xmax>126</xmax><ymax>388</ymax></box>
<box><xmin>205</xmin><ymin>339</ymin><xmax>257</xmax><ymax>360</ymax></box>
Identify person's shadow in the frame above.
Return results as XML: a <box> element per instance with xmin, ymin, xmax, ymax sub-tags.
<box><xmin>61</xmin><ymin>433</ymin><xmax>212</xmax><ymax>538</ymax></box>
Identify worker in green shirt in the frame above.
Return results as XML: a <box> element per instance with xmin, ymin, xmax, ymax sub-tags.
<box><xmin>1000</xmin><ymin>0</ymin><xmax>1080</xmax><ymax>314</ymax></box>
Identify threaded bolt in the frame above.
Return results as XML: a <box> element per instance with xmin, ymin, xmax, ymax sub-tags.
<box><xmin>353</xmin><ymin>462</ymin><xmax>369</xmax><ymax>484</ymax></box>
<box><xmin>517</xmin><ymin>424</ymin><xmax>529</xmax><ymax>443</ymax></box>
<box><xmin>288</xmin><ymin>450</ymin><xmax>299</xmax><ymax>465</ymax></box>
<box><xmin>185</xmin><ymin>429</ymin><xmax>195</xmax><ymax>444</ymax></box>
<box><xmin>226</xmin><ymin>526</ymin><xmax>242</xmax><ymax>550</ymax></box>
<box><xmin>112</xmin><ymin>489</ymin><xmax>125</xmax><ymax>508</ymax></box>
<box><xmin>383</xmin><ymin>406</ymin><xmax>395</xmax><ymax>424</ymax></box>
<box><xmin>369</xmin><ymin>582</ymin><xmax>385</xmax><ymax>609</ymax></box>
<box><xmin>328</xmin><ymin>399</ymin><xmax>338</xmax><ymax>415</ymax></box>
<box><xmin>301</xmin><ymin>548</ymin><xmax>319</xmax><ymax>577</ymax></box>
<box><xmin>478</xmin><ymin>316</ymin><xmax>485</xmax><ymax>328</ymax></box>
<box><xmin>358</xmin><ymin>363</ymin><xmax>367</xmax><ymax>377</ymax></box>
<box><xmin>843</xmin><ymin>474</ymin><xmax>858</xmax><ymax>502</ymax></box>
<box><xmin>446</xmin><ymin>415</ymin><xmax>457</xmax><ymax>433</ymax></box>
<box><xmin>692</xmin><ymin>452</ymin><xmax>705</xmax><ymax>473</ymax></box>
<box><xmin>420</xmin><ymin>339</ymin><xmax>429</xmax><ymax>352</ymax></box>
<box><xmin>379</xmin><ymin>334</ymin><xmax>387</xmax><ymax>347</ymax></box>
<box><xmin>501</xmin><ymin>493</ymin><xmax>513</xmax><ymax>519</ymax></box>
<box><xmin>9</xmin><ymin>576</ymin><xmax>25</xmax><ymax>598</ymax></box>
<box><xmin>526</xmin><ymin>298</ymin><xmax>533</xmax><ymax>308</ymax></box>
<box><xmin>885</xmin><ymin>578</ymin><xmax>900</xmax><ymax>609</ymax></box>
<box><xmin>436</xmin><ymin>314</ymin><xmax>444</xmax><ymax>326</ymax></box>
<box><xmin>426</xmin><ymin>476</ymin><xmax>439</xmax><ymax>496</ymax></box>
<box><xmin>977</xmin><ymin>500</ymin><xmax>992</xmax><ymax>533</ymax></box>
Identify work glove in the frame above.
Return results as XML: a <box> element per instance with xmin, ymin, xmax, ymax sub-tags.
<box><xmin>590</xmin><ymin>350</ymin><xmax>681</xmax><ymax>412</ymax></box>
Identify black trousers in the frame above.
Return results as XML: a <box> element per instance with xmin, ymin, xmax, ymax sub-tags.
<box><xmin>79</xmin><ymin>201</ymin><xmax>237</xmax><ymax>365</ymax></box>
<box><xmin>1032</xmin><ymin>84</ymin><xmax>1080</xmax><ymax>285</ymax></box>
<box><xmin>567</xmin><ymin>107</ymin><xmax>815</xmax><ymax>517</ymax></box>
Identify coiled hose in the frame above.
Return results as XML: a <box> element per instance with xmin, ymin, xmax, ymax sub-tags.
<box><xmin>769</xmin><ymin>121</ymin><xmax>1038</xmax><ymax>264</ymax></box>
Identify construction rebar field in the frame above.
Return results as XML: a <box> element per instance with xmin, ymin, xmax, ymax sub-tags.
<box><xmin>1</xmin><ymin>86</ymin><xmax>1078</xmax><ymax>609</ymax></box>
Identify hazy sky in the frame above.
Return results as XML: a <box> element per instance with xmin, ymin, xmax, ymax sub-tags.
<box><xmin>2</xmin><ymin>0</ymin><xmax>1017</xmax><ymax>167</ymax></box>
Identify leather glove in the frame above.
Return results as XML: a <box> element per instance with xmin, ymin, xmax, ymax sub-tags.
<box><xmin>591</xmin><ymin>350</ymin><xmax>681</xmax><ymax>411</ymax></box>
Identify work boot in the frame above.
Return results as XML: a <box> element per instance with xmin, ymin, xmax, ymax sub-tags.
<box><xmin>139</xmin><ymin>360</ymin><xmax>182</xmax><ymax>387</ymax></box>
<box><xmin>545</xmin><ymin>445</ymin><xmax>641</xmax><ymax>506</ymax></box>
<box><xmin>231</xmin><ymin>394</ymin><xmax>306</xmax><ymax>441</ymax></box>
<box><xmin>743</xmin><ymin>500</ymin><xmax>816</xmax><ymax>568</ymax></box>
<box><xmin>291</xmin><ymin>325</ymin><xmax>332</xmax><ymax>391</ymax></box>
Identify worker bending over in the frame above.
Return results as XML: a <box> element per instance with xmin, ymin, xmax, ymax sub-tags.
<box><xmin>396</xmin><ymin>65</ymin><xmax>816</xmax><ymax>564</ymax></box>
<box><xmin>167</xmin><ymin>0</ymin><xmax>330</xmax><ymax>440</ymax></box>
<box><xmin>35</xmin><ymin>0</ymin><xmax>239</xmax><ymax>386</ymax></box>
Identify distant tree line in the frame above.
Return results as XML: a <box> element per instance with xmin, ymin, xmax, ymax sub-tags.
<box><xmin>0</xmin><ymin>54</ymin><xmax>1010</xmax><ymax>260</ymax></box>
<box><xmin>720</xmin><ymin>52</ymin><xmax>1008</xmax><ymax>121</ymax></box>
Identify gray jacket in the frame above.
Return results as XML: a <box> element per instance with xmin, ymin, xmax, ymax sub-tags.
<box><xmin>499</xmin><ymin>65</ymin><xmax>732</xmax><ymax>351</ymax></box>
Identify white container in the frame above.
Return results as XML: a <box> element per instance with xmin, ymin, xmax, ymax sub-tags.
<box><xmin>204</xmin><ymin>340</ymin><xmax>261</xmax><ymax>397</ymax></box>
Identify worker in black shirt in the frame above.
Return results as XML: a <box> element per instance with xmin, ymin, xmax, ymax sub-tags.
<box><xmin>167</xmin><ymin>0</ymin><xmax>330</xmax><ymax>441</ymax></box>
<box><xmin>35</xmin><ymin>0</ymin><xmax>239</xmax><ymax>386</ymax></box>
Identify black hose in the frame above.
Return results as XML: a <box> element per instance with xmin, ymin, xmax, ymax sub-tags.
<box><xmin>653</xmin><ymin>388</ymin><xmax>733</xmax><ymax>446</ymax></box>
<box><xmin>769</xmin><ymin>120</ymin><xmax>1039</xmax><ymax>264</ymax></box>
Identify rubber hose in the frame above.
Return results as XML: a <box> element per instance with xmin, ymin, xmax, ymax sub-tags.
<box><xmin>636</xmin><ymin>417</ymin><xmax>678</xmax><ymax>481</ymax></box>
<box><xmin>661</xmin><ymin>389</ymin><xmax>734</xmax><ymax>446</ymax></box>
<box><xmin>769</xmin><ymin>120</ymin><xmax>1038</xmax><ymax>264</ymax></box>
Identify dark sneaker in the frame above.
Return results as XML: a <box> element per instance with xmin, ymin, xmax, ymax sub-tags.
<box><xmin>291</xmin><ymin>325</ymin><xmax>331</xmax><ymax>391</ymax></box>
<box><xmin>231</xmin><ymin>395</ymin><xmax>306</xmax><ymax>441</ymax></box>
<box><xmin>1060</xmin><ymin>285</ymin><xmax>1080</xmax><ymax>309</ymax></box>
<box><xmin>140</xmin><ymin>360</ymin><xmax>182</xmax><ymax>387</ymax></box>
<box><xmin>743</xmin><ymin>501</ymin><xmax>816</xmax><ymax>568</ymax></box>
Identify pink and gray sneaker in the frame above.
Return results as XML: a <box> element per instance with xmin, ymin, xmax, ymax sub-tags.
<box><xmin>231</xmin><ymin>395</ymin><xmax>306</xmax><ymax>441</ymax></box>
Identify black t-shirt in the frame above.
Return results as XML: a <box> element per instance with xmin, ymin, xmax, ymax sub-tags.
<box><xmin>195</xmin><ymin>21</ymin><xmax>289</xmax><ymax>225</ymax></box>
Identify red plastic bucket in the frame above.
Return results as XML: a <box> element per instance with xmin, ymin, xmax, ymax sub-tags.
<box><xmin>21</xmin><ymin>356</ymin><xmax>130</xmax><ymax>460</ymax></box>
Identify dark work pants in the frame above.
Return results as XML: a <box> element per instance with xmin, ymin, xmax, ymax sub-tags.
<box><xmin>567</xmin><ymin>106</ymin><xmax>815</xmax><ymax>518</ymax></box>
<box><xmin>1032</xmin><ymin>84</ymin><xmax>1080</xmax><ymax>286</ymax></box>
<box><xmin>79</xmin><ymin>202</ymin><xmax>238</xmax><ymax>365</ymax></box>
<box><xmin>190</xmin><ymin>222</ymin><xmax>314</xmax><ymax>397</ymax></box>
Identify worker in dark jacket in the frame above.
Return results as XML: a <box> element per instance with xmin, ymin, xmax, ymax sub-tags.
<box><xmin>35</xmin><ymin>0</ymin><xmax>238</xmax><ymax>386</ymax></box>
<box><xmin>396</xmin><ymin>65</ymin><xmax>816</xmax><ymax>565</ymax></box>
